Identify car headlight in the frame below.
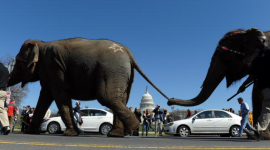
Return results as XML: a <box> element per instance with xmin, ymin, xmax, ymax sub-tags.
<box><xmin>168</xmin><ymin>123</ymin><xmax>174</xmax><ymax>126</ymax></box>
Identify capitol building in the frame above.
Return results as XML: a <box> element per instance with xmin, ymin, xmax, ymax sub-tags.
<box><xmin>140</xmin><ymin>87</ymin><xmax>155</xmax><ymax>113</ymax></box>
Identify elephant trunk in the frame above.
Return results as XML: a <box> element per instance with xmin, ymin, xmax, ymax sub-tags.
<box><xmin>168</xmin><ymin>57</ymin><xmax>225</xmax><ymax>106</ymax></box>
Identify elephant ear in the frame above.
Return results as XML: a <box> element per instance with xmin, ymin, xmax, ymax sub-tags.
<box><xmin>27</xmin><ymin>43</ymin><xmax>39</xmax><ymax>68</ymax></box>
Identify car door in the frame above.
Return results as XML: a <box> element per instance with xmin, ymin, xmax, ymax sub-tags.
<box><xmin>191</xmin><ymin>111</ymin><xmax>215</xmax><ymax>133</ymax></box>
<box><xmin>80</xmin><ymin>109</ymin><xmax>93</xmax><ymax>131</ymax></box>
<box><xmin>213</xmin><ymin>110</ymin><xmax>234</xmax><ymax>133</ymax></box>
<box><xmin>87</xmin><ymin>109</ymin><xmax>107</xmax><ymax>131</ymax></box>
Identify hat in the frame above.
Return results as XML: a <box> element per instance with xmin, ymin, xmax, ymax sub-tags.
<box><xmin>27</xmin><ymin>105</ymin><xmax>30</xmax><ymax>107</ymax></box>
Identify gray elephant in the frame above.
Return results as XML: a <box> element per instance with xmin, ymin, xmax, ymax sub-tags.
<box><xmin>168</xmin><ymin>28</ymin><xmax>270</xmax><ymax>139</ymax></box>
<box><xmin>7</xmin><ymin>38</ymin><xmax>169</xmax><ymax>137</ymax></box>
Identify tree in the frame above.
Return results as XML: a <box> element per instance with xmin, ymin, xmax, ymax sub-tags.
<box><xmin>0</xmin><ymin>53</ymin><xmax>28</xmax><ymax>107</ymax></box>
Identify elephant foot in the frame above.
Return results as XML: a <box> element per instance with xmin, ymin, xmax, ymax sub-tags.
<box><xmin>107</xmin><ymin>128</ymin><xmax>124</xmax><ymax>137</ymax></box>
<box><xmin>261</xmin><ymin>131</ymin><xmax>270</xmax><ymax>140</ymax></box>
<box><xmin>124</xmin><ymin>120</ymin><xmax>140</xmax><ymax>136</ymax></box>
<box><xmin>63</xmin><ymin>128</ymin><xmax>78</xmax><ymax>136</ymax></box>
<box><xmin>24</xmin><ymin>128</ymin><xmax>40</xmax><ymax>134</ymax></box>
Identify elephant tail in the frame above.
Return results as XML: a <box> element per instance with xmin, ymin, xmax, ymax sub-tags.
<box><xmin>131</xmin><ymin>56</ymin><xmax>170</xmax><ymax>101</ymax></box>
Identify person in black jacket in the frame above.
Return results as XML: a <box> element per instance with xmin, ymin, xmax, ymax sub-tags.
<box><xmin>133</xmin><ymin>107</ymin><xmax>141</xmax><ymax>136</ymax></box>
<box><xmin>22</xmin><ymin>105</ymin><xmax>32</xmax><ymax>131</ymax></box>
<box><xmin>152</xmin><ymin>104</ymin><xmax>164</xmax><ymax>137</ymax></box>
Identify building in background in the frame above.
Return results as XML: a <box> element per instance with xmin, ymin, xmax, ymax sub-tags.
<box><xmin>140</xmin><ymin>87</ymin><xmax>155</xmax><ymax>113</ymax></box>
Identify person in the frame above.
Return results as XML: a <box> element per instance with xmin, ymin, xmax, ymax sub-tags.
<box><xmin>194</xmin><ymin>110</ymin><xmax>199</xmax><ymax>115</ymax></box>
<box><xmin>141</xmin><ymin>109</ymin><xmax>152</xmax><ymax>136</ymax></box>
<box><xmin>236</xmin><ymin>97</ymin><xmax>253</xmax><ymax>137</ymax></box>
<box><xmin>29</xmin><ymin>107</ymin><xmax>35</xmax><ymax>122</ymax></box>
<box><xmin>43</xmin><ymin>109</ymin><xmax>51</xmax><ymax>120</ymax></box>
<box><xmin>0</xmin><ymin>63</ymin><xmax>10</xmax><ymax>135</ymax></box>
<box><xmin>185</xmin><ymin>109</ymin><xmax>192</xmax><ymax>119</ymax></box>
<box><xmin>133</xmin><ymin>107</ymin><xmax>141</xmax><ymax>136</ymax></box>
<box><xmin>238</xmin><ymin>110</ymin><xmax>242</xmax><ymax>117</ymax></box>
<box><xmin>163</xmin><ymin>108</ymin><xmax>167</xmax><ymax>124</ymax></box>
<box><xmin>167</xmin><ymin>115</ymin><xmax>173</xmax><ymax>122</ymax></box>
<box><xmin>229</xmin><ymin>108</ymin><xmax>235</xmax><ymax>114</ymax></box>
<box><xmin>12</xmin><ymin>111</ymin><xmax>18</xmax><ymax>132</ymax></box>
<box><xmin>73</xmin><ymin>101</ymin><xmax>83</xmax><ymax>134</ymax></box>
<box><xmin>152</xmin><ymin>104</ymin><xmax>163</xmax><ymax>137</ymax></box>
<box><xmin>20</xmin><ymin>106</ymin><xmax>26</xmax><ymax>129</ymax></box>
<box><xmin>237</xmin><ymin>47</ymin><xmax>270</xmax><ymax>140</ymax></box>
<box><xmin>249</xmin><ymin>111</ymin><xmax>253</xmax><ymax>125</ymax></box>
<box><xmin>7</xmin><ymin>99</ymin><xmax>17</xmax><ymax>132</ymax></box>
<box><xmin>22</xmin><ymin>105</ymin><xmax>32</xmax><ymax>131</ymax></box>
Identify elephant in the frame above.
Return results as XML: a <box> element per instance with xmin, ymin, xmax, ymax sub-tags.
<box><xmin>7</xmin><ymin>38</ymin><xmax>169</xmax><ymax>137</ymax></box>
<box><xmin>167</xmin><ymin>28</ymin><xmax>270</xmax><ymax>139</ymax></box>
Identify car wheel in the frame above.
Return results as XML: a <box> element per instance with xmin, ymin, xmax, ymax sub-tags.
<box><xmin>230</xmin><ymin>125</ymin><xmax>240</xmax><ymax>137</ymax></box>
<box><xmin>47</xmin><ymin>122</ymin><xmax>60</xmax><ymax>134</ymax></box>
<box><xmin>100</xmin><ymin>123</ymin><xmax>112</xmax><ymax>135</ymax></box>
<box><xmin>178</xmin><ymin>125</ymin><xmax>190</xmax><ymax>137</ymax></box>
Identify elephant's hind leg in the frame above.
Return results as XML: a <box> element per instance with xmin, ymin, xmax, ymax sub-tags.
<box><xmin>107</xmin><ymin>115</ymin><xmax>124</xmax><ymax>137</ymax></box>
<box><xmin>98</xmin><ymin>85</ymin><xmax>139</xmax><ymax>137</ymax></box>
<box><xmin>106</xmin><ymin>101</ymin><xmax>139</xmax><ymax>137</ymax></box>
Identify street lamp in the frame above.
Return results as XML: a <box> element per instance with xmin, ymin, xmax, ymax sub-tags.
<box><xmin>171</xmin><ymin>105</ymin><xmax>175</xmax><ymax>120</ymax></box>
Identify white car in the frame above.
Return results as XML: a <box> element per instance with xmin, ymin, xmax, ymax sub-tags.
<box><xmin>41</xmin><ymin>108</ymin><xmax>113</xmax><ymax>135</ymax></box>
<box><xmin>164</xmin><ymin>109</ymin><xmax>241</xmax><ymax>137</ymax></box>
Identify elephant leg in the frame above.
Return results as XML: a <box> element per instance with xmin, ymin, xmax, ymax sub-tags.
<box><xmin>107</xmin><ymin>88</ymin><xmax>132</xmax><ymax>137</ymax></box>
<box><xmin>98</xmin><ymin>88</ymin><xmax>139</xmax><ymax>137</ymax></box>
<box><xmin>25</xmin><ymin>88</ymin><xmax>54</xmax><ymax>134</ymax></box>
<box><xmin>252</xmin><ymin>85</ymin><xmax>270</xmax><ymax>140</ymax></box>
<box><xmin>98</xmin><ymin>78</ymin><xmax>140</xmax><ymax>137</ymax></box>
<box><xmin>53</xmin><ymin>91</ymin><xmax>78</xmax><ymax>136</ymax></box>
<box><xmin>106</xmin><ymin>101</ymin><xmax>139</xmax><ymax>137</ymax></box>
<box><xmin>107</xmin><ymin>115</ymin><xmax>124</xmax><ymax>137</ymax></box>
<box><xmin>252</xmin><ymin>84</ymin><xmax>263</xmax><ymax>125</ymax></box>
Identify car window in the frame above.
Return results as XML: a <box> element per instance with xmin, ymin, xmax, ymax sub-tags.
<box><xmin>80</xmin><ymin>109</ymin><xmax>89</xmax><ymax>116</ymax></box>
<box><xmin>196</xmin><ymin>111</ymin><xmax>213</xmax><ymax>119</ymax></box>
<box><xmin>89</xmin><ymin>110</ymin><xmax>107</xmax><ymax>116</ymax></box>
<box><xmin>214</xmin><ymin>111</ymin><xmax>232</xmax><ymax>118</ymax></box>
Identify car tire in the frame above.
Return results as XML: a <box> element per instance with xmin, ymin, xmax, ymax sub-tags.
<box><xmin>230</xmin><ymin>125</ymin><xmax>240</xmax><ymax>137</ymax></box>
<box><xmin>100</xmin><ymin>123</ymin><xmax>112</xmax><ymax>135</ymax></box>
<box><xmin>178</xmin><ymin>125</ymin><xmax>190</xmax><ymax>137</ymax></box>
<box><xmin>47</xmin><ymin>122</ymin><xmax>60</xmax><ymax>134</ymax></box>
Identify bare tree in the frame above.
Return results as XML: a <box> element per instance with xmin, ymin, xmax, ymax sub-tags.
<box><xmin>0</xmin><ymin>53</ymin><xmax>28</xmax><ymax>107</ymax></box>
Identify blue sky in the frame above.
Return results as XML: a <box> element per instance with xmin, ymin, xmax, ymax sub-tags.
<box><xmin>1</xmin><ymin>0</ymin><xmax>270</xmax><ymax>113</ymax></box>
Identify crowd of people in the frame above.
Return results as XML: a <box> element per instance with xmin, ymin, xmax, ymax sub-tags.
<box><xmin>128</xmin><ymin>104</ymin><xmax>172</xmax><ymax>137</ymax></box>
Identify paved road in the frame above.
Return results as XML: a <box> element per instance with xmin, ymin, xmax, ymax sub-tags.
<box><xmin>1</xmin><ymin>132</ymin><xmax>270</xmax><ymax>150</ymax></box>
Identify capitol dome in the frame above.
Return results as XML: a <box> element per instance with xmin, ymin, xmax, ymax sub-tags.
<box><xmin>140</xmin><ymin>87</ymin><xmax>155</xmax><ymax>113</ymax></box>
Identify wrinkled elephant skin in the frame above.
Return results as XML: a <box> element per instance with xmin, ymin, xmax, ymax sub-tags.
<box><xmin>7</xmin><ymin>38</ymin><xmax>168</xmax><ymax>137</ymax></box>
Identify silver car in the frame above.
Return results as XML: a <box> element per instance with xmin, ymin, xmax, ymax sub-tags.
<box><xmin>41</xmin><ymin>108</ymin><xmax>113</xmax><ymax>135</ymax></box>
<box><xmin>164</xmin><ymin>109</ymin><xmax>241</xmax><ymax>137</ymax></box>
